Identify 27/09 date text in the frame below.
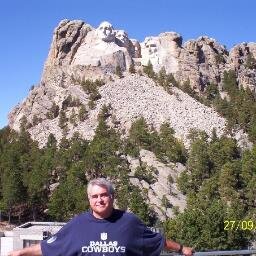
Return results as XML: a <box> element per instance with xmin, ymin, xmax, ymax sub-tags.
<box><xmin>224</xmin><ymin>220</ymin><xmax>256</xmax><ymax>230</ymax></box>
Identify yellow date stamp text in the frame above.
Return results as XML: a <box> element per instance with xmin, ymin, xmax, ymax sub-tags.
<box><xmin>224</xmin><ymin>220</ymin><xmax>256</xmax><ymax>231</ymax></box>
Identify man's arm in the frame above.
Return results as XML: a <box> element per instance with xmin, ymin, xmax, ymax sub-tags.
<box><xmin>8</xmin><ymin>243</ymin><xmax>42</xmax><ymax>256</ymax></box>
<box><xmin>165</xmin><ymin>239</ymin><xmax>194</xmax><ymax>256</ymax></box>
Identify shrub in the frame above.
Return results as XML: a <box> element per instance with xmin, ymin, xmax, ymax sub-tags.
<box><xmin>115</xmin><ymin>65</ymin><xmax>123</xmax><ymax>78</ymax></box>
<box><xmin>129</xmin><ymin>63</ymin><xmax>136</xmax><ymax>74</ymax></box>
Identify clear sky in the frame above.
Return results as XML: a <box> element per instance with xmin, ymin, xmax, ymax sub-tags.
<box><xmin>1</xmin><ymin>0</ymin><xmax>256</xmax><ymax>128</ymax></box>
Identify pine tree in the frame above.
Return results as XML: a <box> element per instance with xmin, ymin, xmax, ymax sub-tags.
<box><xmin>115</xmin><ymin>65</ymin><xmax>123</xmax><ymax>78</ymax></box>
<box><xmin>245</xmin><ymin>52</ymin><xmax>256</xmax><ymax>69</ymax></box>
<box><xmin>129</xmin><ymin>186</ymin><xmax>156</xmax><ymax>226</ymax></box>
<box><xmin>186</xmin><ymin>134</ymin><xmax>211</xmax><ymax>191</ymax></box>
<box><xmin>85</xmin><ymin>118</ymin><xmax>121</xmax><ymax>177</ymax></box>
<box><xmin>69</xmin><ymin>108</ymin><xmax>76</xmax><ymax>125</ymax></box>
<box><xmin>157</xmin><ymin>67</ymin><xmax>167</xmax><ymax>87</ymax></box>
<box><xmin>157</xmin><ymin>122</ymin><xmax>186</xmax><ymax>164</ymax></box>
<box><xmin>59</xmin><ymin>110</ymin><xmax>67</xmax><ymax>129</ymax></box>
<box><xmin>47</xmin><ymin>102</ymin><xmax>59</xmax><ymax>119</ymax></box>
<box><xmin>143</xmin><ymin>60</ymin><xmax>155</xmax><ymax>79</ymax></box>
<box><xmin>129</xmin><ymin>62</ymin><xmax>136</xmax><ymax>74</ymax></box>
<box><xmin>129</xmin><ymin>118</ymin><xmax>152</xmax><ymax>148</ymax></box>
<box><xmin>0</xmin><ymin>141</ymin><xmax>27</xmax><ymax>222</ymax></box>
<box><xmin>48</xmin><ymin>174</ymin><xmax>88</xmax><ymax>221</ymax></box>
<box><xmin>78</xmin><ymin>105</ymin><xmax>88</xmax><ymax>121</ymax></box>
<box><xmin>46</xmin><ymin>133</ymin><xmax>57</xmax><ymax>148</ymax></box>
<box><xmin>205</xmin><ymin>83</ymin><xmax>219</xmax><ymax>100</ymax></box>
<box><xmin>23</xmin><ymin>151</ymin><xmax>49</xmax><ymax>220</ymax></box>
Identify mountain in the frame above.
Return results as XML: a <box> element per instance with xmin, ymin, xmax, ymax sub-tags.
<box><xmin>6</xmin><ymin>19</ymin><xmax>256</xmax><ymax>220</ymax></box>
<box><xmin>8</xmin><ymin>19</ymin><xmax>255</xmax><ymax>147</ymax></box>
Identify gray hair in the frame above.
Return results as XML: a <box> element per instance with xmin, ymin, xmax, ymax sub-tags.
<box><xmin>87</xmin><ymin>178</ymin><xmax>115</xmax><ymax>197</ymax></box>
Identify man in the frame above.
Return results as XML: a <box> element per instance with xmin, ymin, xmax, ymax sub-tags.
<box><xmin>9</xmin><ymin>178</ymin><xmax>194</xmax><ymax>256</ymax></box>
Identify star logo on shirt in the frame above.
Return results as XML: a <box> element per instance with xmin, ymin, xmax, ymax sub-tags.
<box><xmin>47</xmin><ymin>236</ymin><xmax>57</xmax><ymax>244</ymax></box>
<box><xmin>101</xmin><ymin>232</ymin><xmax>107</xmax><ymax>240</ymax></box>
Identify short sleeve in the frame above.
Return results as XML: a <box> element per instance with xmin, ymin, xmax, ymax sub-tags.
<box><xmin>41</xmin><ymin>221</ymin><xmax>74</xmax><ymax>256</ymax></box>
<box><xmin>142</xmin><ymin>227</ymin><xmax>165</xmax><ymax>256</ymax></box>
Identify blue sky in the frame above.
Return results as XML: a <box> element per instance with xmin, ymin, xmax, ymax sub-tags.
<box><xmin>1</xmin><ymin>0</ymin><xmax>256</xmax><ymax>128</ymax></box>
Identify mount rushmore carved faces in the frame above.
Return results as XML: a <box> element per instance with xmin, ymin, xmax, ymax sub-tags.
<box><xmin>96</xmin><ymin>21</ymin><xmax>115</xmax><ymax>42</ymax></box>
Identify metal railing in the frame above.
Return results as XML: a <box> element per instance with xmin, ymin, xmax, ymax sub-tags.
<box><xmin>161</xmin><ymin>250</ymin><xmax>256</xmax><ymax>256</ymax></box>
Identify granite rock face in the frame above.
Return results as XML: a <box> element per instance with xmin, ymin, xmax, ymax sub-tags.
<box><xmin>141</xmin><ymin>32</ymin><xmax>182</xmax><ymax>74</ymax></box>
<box><xmin>129</xmin><ymin>149</ymin><xmax>186</xmax><ymax>220</ymax></box>
<box><xmin>44</xmin><ymin>19</ymin><xmax>92</xmax><ymax>67</ymax></box>
<box><xmin>177</xmin><ymin>36</ymin><xmax>228</xmax><ymax>90</ymax></box>
<box><xmin>41</xmin><ymin>19</ymin><xmax>256</xmax><ymax>91</ymax></box>
<box><xmin>227</xmin><ymin>42</ymin><xmax>256</xmax><ymax>91</ymax></box>
<box><xmin>71</xmin><ymin>21</ymin><xmax>133</xmax><ymax>71</ymax></box>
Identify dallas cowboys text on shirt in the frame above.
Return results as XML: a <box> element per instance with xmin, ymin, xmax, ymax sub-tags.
<box><xmin>81</xmin><ymin>241</ymin><xmax>126</xmax><ymax>253</ymax></box>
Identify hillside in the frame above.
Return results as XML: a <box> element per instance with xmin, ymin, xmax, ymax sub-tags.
<box><xmin>1</xmin><ymin>19</ymin><xmax>256</xmax><ymax>250</ymax></box>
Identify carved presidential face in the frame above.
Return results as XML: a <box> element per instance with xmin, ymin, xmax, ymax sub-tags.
<box><xmin>144</xmin><ymin>37</ymin><xmax>159</xmax><ymax>56</ymax></box>
<box><xmin>97</xmin><ymin>21</ymin><xmax>115</xmax><ymax>42</ymax></box>
<box><xmin>131</xmin><ymin>39</ymin><xmax>141</xmax><ymax>58</ymax></box>
<box><xmin>115</xmin><ymin>30</ymin><xmax>129</xmax><ymax>47</ymax></box>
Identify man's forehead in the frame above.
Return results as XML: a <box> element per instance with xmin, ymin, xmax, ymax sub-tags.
<box><xmin>91</xmin><ymin>184</ymin><xmax>108</xmax><ymax>192</ymax></box>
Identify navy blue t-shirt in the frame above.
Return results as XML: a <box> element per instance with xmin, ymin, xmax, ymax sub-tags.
<box><xmin>41</xmin><ymin>209</ymin><xmax>165</xmax><ymax>256</ymax></box>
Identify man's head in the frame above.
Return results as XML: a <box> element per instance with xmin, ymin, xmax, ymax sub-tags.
<box><xmin>87</xmin><ymin>178</ymin><xmax>114</xmax><ymax>219</ymax></box>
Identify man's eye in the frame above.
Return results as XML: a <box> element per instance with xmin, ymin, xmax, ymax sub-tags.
<box><xmin>91</xmin><ymin>193</ymin><xmax>109</xmax><ymax>199</ymax></box>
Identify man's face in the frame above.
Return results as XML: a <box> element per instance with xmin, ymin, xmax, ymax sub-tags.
<box><xmin>89</xmin><ymin>185</ymin><xmax>114</xmax><ymax>219</ymax></box>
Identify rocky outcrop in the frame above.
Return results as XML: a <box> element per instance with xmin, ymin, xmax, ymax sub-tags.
<box><xmin>141</xmin><ymin>34</ymin><xmax>256</xmax><ymax>92</ymax></box>
<box><xmin>128</xmin><ymin>149</ymin><xmax>186</xmax><ymax>220</ymax></box>
<box><xmin>40</xmin><ymin>19</ymin><xmax>256</xmax><ymax>92</ymax></box>
<box><xmin>41</xmin><ymin>20</ymin><xmax>137</xmax><ymax>89</ymax></box>
<box><xmin>45</xmin><ymin>20</ymin><xmax>136</xmax><ymax>71</ymax></box>
<box><xmin>227</xmin><ymin>42</ymin><xmax>256</xmax><ymax>91</ymax></box>
<box><xmin>177</xmin><ymin>36</ymin><xmax>228</xmax><ymax>90</ymax></box>
<box><xmin>44</xmin><ymin>19</ymin><xmax>92</xmax><ymax>67</ymax></box>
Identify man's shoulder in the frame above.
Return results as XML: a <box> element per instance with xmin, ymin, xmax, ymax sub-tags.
<box><xmin>73</xmin><ymin>211</ymin><xmax>91</xmax><ymax>221</ymax></box>
<box><xmin>64</xmin><ymin>211</ymin><xmax>91</xmax><ymax>227</ymax></box>
<box><xmin>114</xmin><ymin>209</ymin><xmax>144</xmax><ymax>225</ymax></box>
<box><xmin>123</xmin><ymin>210</ymin><xmax>140</xmax><ymax>220</ymax></box>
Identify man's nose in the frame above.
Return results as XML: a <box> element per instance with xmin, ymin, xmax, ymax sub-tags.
<box><xmin>95</xmin><ymin>195</ymin><xmax>105</xmax><ymax>200</ymax></box>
